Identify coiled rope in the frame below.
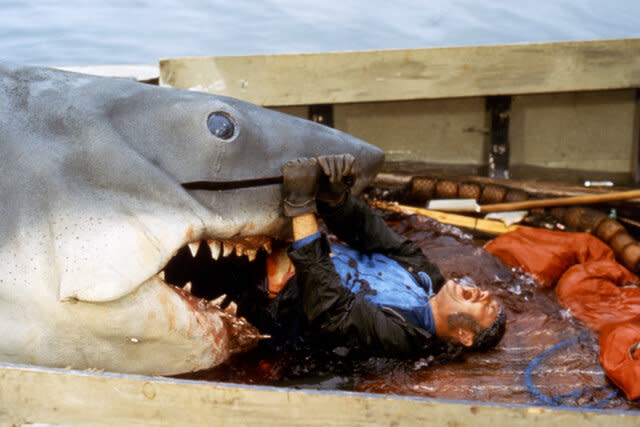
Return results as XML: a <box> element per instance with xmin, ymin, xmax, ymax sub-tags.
<box><xmin>525</xmin><ymin>334</ymin><xmax>619</xmax><ymax>408</ymax></box>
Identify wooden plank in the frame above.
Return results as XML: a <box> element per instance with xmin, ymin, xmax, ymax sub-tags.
<box><xmin>159</xmin><ymin>39</ymin><xmax>640</xmax><ymax>106</ymax></box>
<box><xmin>0</xmin><ymin>363</ymin><xmax>638</xmax><ymax>426</ymax></box>
<box><xmin>371</xmin><ymin>201</ymin><xmax>528</xmax><ymax>234</ymax></box>
<box><xmin>333</xmin><ymin>98</ymin><xmax>486</xmax><ymax>164</ymax></box>
<box><xmin>509</xmin><ymin>90</ymin><xmax>637</xmax><ymax>175</ymax></box>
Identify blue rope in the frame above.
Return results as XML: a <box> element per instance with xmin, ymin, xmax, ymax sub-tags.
<box><xmin>525</xmin><ymin>334</ymin><xmax>619</xmax><ymax>408</ymax></box>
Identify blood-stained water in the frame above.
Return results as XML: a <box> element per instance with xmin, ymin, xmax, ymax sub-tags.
<box><xmin>181</xmin><ymin>211</ymin><xmax>640</xmax><ymax>411</ymax></box>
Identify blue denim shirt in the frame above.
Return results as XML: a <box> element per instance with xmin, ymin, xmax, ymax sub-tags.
<box><xmin>293</xmin><ymin>232</ymin><xmax>436</xmax><ymax>334</ymax></box>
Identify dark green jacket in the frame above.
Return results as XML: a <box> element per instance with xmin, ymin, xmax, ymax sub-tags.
<box><xmin>274</xmin><ymin>195</ymin><xmax>446</xmax><ymax>357</ymax></box>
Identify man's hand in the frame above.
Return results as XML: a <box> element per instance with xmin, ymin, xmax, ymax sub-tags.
<box><xmin>317</xmin><ymin>154</ymin><xmax>356</xmax><ymax>206</ymax></box>
<box><xmin>281</xmin><ymin>158</ymin><xmax>321</xmax><ymax>217</ymax></box>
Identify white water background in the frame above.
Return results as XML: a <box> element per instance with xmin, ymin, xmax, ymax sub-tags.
<box><xmin>1</xmin><ymin>0</ymin><xmax>639</xmax><ymax>66</ymax></box>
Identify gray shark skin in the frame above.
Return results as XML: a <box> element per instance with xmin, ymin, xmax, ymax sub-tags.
<box><xmin>0</xmin><ymin>63</ymin><xmax>384</xmax><ymax>375</ymax></box>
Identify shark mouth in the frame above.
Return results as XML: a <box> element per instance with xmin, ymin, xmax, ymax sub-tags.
<box><xmin>162</xmin><ymin>236</ymin><xmax>273</xmax><ymax>296</ymax></box>
<box><xmin>159</xmin><ymin>233</ymin><xmax>274</xmax><ymax>316</ymax></box>
<box><xmin>154</xmin><ymin>235</ymin><xmax>275</xmax><ymax>356</ymax></box>
<box><xmin>166</xmin><ymin>179</ymin><xmax>284</xmax><ymax>304</ymax></box>
<box><xmin>138</xmin><ymin>180</ymin><xmax>287</xmax><ymax>357</ymax></box>
<box><xmin>148</xmin><ymin>180</ymin><xmax>281</xmax><ymax>311</ymax></box>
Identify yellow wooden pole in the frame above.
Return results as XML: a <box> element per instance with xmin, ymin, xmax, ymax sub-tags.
<box><xmin>371</xmin><ymin>201</ymin><xmax>529</xmax><ymax>235</ymax></box>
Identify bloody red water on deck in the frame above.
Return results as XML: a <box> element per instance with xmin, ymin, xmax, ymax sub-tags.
<box><xmin>181</xmin><ymin>212</ymin><xmax>640</xmax><ymax>411</ymax></box>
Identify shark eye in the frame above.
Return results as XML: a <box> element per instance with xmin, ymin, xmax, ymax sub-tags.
<box><xmin>207</xmin><ymin>112</ymin><xmax>235</xmax><ymax>140</ymax></box>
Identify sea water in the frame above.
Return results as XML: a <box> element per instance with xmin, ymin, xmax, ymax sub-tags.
<box><xmin>0</xmin><ymin>0</ymin><xmax>639</xmax><ymax>66</ymax></box>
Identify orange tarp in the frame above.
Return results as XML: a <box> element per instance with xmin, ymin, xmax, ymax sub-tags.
<box><xmin>485</xmin><ymin>228</ymin><xmax>640</xmax><ymax>399</ymax></box>
<box><xmin>600</xmin><ymin>318</ymin><xmax>640</xmax><ymax>400</ymax></box>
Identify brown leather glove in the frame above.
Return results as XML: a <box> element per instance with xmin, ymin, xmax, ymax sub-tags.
<box><xmin>280</xmin><ymin>157</ymin><xmax>321</xmax><ymax>217</ymax></box>
<box><xmin>316</xmin><ymin>154</ymin><xmax>356</xmax><ymax>205</ymax></box>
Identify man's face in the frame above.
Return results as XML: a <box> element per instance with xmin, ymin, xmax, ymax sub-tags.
<box><xmin>439</xmin><ymin>279</ymin><xmax>500</xmax><ymax>330</ymax></box>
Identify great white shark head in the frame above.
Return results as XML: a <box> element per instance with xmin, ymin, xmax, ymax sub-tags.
<box><xmin>0</xmin><ymin>62</ymin><xmax>384</xmax><ymax>375</ymax></box>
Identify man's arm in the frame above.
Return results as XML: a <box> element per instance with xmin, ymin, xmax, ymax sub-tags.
<box><xmin>292</xmin><ymin>213</ymin><xmax>319</xmax><ymax>241</ymax></box>
<box><xmin>313</xmin><ymin>154</ymin><xmax>444</xmax><ymax>290</ymax></box>
<box><xmin>281</xmin><ymin>157</ymin><xmax>435</xmax><ymax>356</ymax></box>
<box><xmin>315</xmin><ymin>154</ymin><xmax>411</xmax><ymax>254</ymax></box>
<box><xmin>320</xmin><ymin>195</ymin><xmax>445</xmax><ymax>290</ymax></box>
<box><xmin>319</xmin><ymin>194</ymin><xmax>405</xmax><ymax>253</ymax></box>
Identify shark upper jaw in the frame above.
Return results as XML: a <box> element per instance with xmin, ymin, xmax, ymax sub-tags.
<box><xmin>85</xmin><ymin>183</ymin><xmax>287</xmax><ymax>306</ymax></box>
<box><xmin>157</xmin><ymin>219</ymin><xmax>276</xmax><ymax>299</ymax></box>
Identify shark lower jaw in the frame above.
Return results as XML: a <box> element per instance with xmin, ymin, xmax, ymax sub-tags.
<box><xmin>110</xmin><ymin>235</ymin><xmax>276</xmax><ymax>371</ymax></box>
<box><xmin>151</xmin><ymin>234</ymin><xmax>277</xmax><ymax>341</ymax></box>
<box><xmin>165</xmin><ymin>278</ymin><xmax>266</xmax><ymax>359</ymax></box>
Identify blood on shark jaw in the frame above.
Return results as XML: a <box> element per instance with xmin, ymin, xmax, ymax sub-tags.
<box><xmin>64</xmin><ymin>274</ymin><xmax>266</xmax><ymax>375</ymax></box>
<box><xmin>152</xmin><ymin>234</ymin><xmax>277</xmax><ymax>360</ymax></box>
<box><xmin>167</xmin><ymin>281</ymin><xmax>266</xmax><ymax>357</ymax></box>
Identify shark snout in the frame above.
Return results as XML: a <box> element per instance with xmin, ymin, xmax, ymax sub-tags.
<box><xmin>276</xmin><ymin>113</ymin><xmax>385</xmax><ymax>194</ymax></box>
<box><xmin>347</xmin><ymin>136</ymin><xmax>385</xmax><ymax>194</ymax></box>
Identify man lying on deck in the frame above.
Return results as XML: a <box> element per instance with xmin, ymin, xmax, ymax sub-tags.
<box><xmin>245</xmin><ymin>155</ymin><xmax>506</xmax><ymax>360</ymax></box>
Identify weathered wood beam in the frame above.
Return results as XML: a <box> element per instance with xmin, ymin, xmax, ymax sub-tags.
<box><xmin>159</xmin><ymin>39</ymin><xmax>640</xmax><ymax>106</ymax></box>
<box><xmin>1</xmin><ymin>363</ymin><xmax>638</xmax><ymax>426</ymax></box>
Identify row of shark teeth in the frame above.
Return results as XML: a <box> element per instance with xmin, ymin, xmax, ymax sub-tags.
<box><xmin>167</xmin><ymin>280</ymin><xmax>271</xmax><ymax>345</ymax></box>
<box><xmin>175</xmin><ymin>284</ymin><xmax>270</xmax><ymax>341</ymax></box>
<box><xmin>171</xmin><ymin>282</ymin><xmax>239</xmax><ymax>315</ymax></box>
<box><xmin>186</xmin><ymin>236</ymin><xmax>273</xmax><ymax>262</ymax></box>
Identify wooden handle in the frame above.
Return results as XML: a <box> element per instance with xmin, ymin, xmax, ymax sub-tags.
<box><xmin>478</xmin><ymin>189</ymin><xmax>640</xmax><ymax>213</ymax></box>
<box><xmin>370</xmin><ymin>200</ymin><xmax>528</xmax><ymax>235</ymax></box>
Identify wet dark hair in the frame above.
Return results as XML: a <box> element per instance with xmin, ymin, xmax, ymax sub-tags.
<box><xmin>469</xmin><ymin>305</ymin><xmax>507</xmax><ymax>351</ymax></box>
<box><xmin>444</xmin><ymin>305</ymin><xmax>507</xmax><ymax>353</ymax></box>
